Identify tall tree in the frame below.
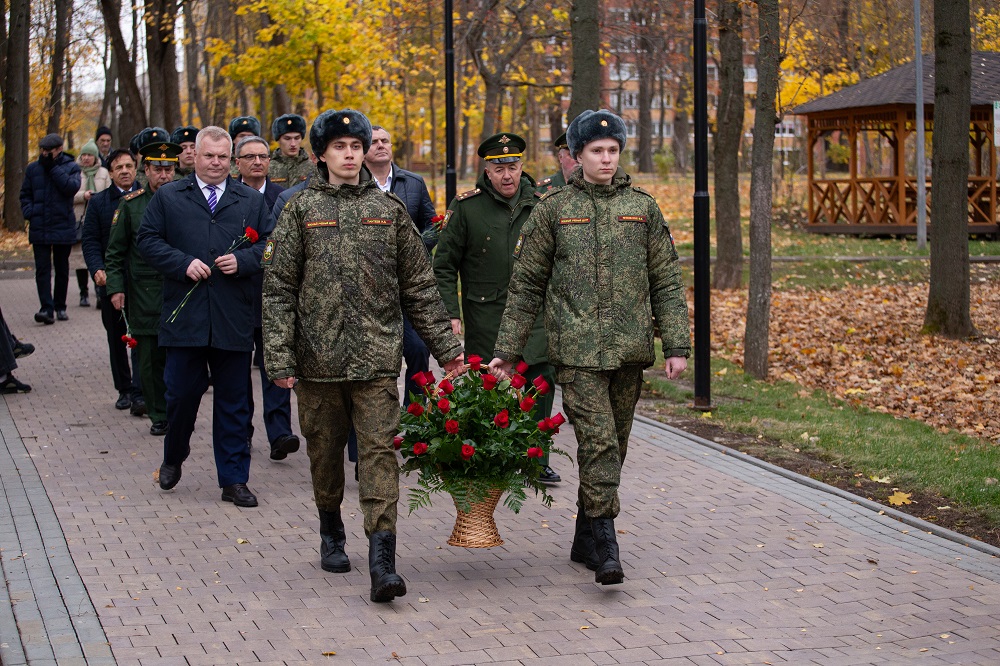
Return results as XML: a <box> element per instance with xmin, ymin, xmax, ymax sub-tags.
<box><xmin>743</xmin><ymin>0</ymin><xmax>780</xmax><ymax>380</ymax></box>
<box><xmin>923</xmin><ymin>0</ymin><xmax>975</xmax><ymax>337</ymax></box>
<box><xmin>568</xmin><ymin>0</ymin><xmax>600</xmax><ymax>122</ymax></box>
<box><xmin>99</xmin><ymin>0</ymin><xmax>147</xmax><ymax>140</ymax></box>
<box><xmin>3</xmin><ymin>0</ymin><xmax>31</xmax><ymax>231</ymax></box>
<box><xmin>145</xmin><ymin>0</ymin><xmax>181</xmax><ymax>129</ymax></box>
<box><xmin>712</xmin><ymin>0</ymin><xmax>745</xmax><ymax>290</ymax></box>
<box><xmin>45</xmin><ymin>0</ymin><xmax>71</xmax><ymax>135</ymax></box>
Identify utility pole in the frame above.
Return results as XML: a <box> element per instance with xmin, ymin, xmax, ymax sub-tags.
<box><xmin>692</xmin><ymin>0</ymin><xmax>711</xmax><ymax>409</ymax></box>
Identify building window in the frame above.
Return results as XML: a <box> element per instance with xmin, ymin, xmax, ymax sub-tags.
<box><xmin>744</xmin><ymin>66</ymin><xmax>757</xmax><ymax>82</ymax></box>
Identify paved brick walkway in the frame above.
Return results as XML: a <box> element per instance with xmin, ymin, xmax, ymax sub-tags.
<box><xmin>3</xmin><ymin>273</ymin><xmax>1000</xmax><ymax>665</ymax></box>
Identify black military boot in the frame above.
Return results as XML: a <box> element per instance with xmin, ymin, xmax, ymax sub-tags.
<box><xmin>319</xmin><ymin>509</ymin><xmax>351</xmax><ymax>573</ymax></box>
<box><xmin>590</xmin><ymin>518</ymin><xmax>624</xmax><ymax>585</ymax></box>
<box><xmin>368</xmin><ymin>531</ymin><xmax>406</xmax><ymax>603</ymax></box>
<box><xmin>570</xmin><ymin>511</ymin><xmax>600</xmax><ymax>570</ymax></box>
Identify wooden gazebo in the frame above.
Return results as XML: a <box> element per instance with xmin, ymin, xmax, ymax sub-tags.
<box><xmin>793</xmin><ymin>51</ymin><xmax>1000</xmax><ymax>235</ymax></box>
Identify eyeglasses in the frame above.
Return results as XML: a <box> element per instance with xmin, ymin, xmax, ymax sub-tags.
<box><xmin>237</xmin><ymin>154</ymin><xmax>270</xmax><ymax>162</ymax></box>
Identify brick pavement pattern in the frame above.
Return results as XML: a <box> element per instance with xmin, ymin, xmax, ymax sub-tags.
<box><xmin>2</xmin><ymin>270</ymin><xmax>1000</xmax><ymax>665</ymax></box>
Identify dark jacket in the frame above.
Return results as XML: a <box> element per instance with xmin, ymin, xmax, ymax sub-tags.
<box><xmin>384</xmin><ymin>165</ymin><xmax>437</xmax><ymax>252</ymax></box>
<box><xmin>237</xmin><ymin>177</ymin><xmax>285</xmax><ymax>326</ymax></box>
<box><xmin>82</xmin><ymin>183</ymin><xmax>140</xmax><ymax>276</ymax></box>
<box><xmin>271</xmin><ymin>178</ymin><xmax>310</xmax><ymax>220</ymax></box>
<box><xmin>136</xmin><ymin>174</ymin><xmax>274</xmax><ymax>351</ymax></box>
<box><xmin>19</xmin><ymin>152</ymin><xmax>82</xmax><ymax>245</ymax></box>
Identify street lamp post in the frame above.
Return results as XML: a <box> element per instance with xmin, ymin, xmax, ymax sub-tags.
<box><xmin>692</xmin><ymin>0</ymin><xmax>711</xmax><ymax>409</ymax></box>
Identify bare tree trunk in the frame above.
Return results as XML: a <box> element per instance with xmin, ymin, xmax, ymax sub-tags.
<box><xmin>3</xmin><ymin>0</ymin><xmax>30</xmax><ymax>231</ymax></box>
<box><xmin>713</xmin><ymin>0</ymin><xmax>745</xmax><ymax>290</ymax></box>
<box><xmin>99</xmin><ymin>31</ymin><xmax>118</xmax><ymax>130</ymax></box>
<box><xmin>100</xmin><ymin>0</ymin><xmax>147</xmax><ymax>140</ymax></box>
<box><xmin>46</xmin><ymin>0</ymin><xmax>72</xmax><ymax>135</ymax></box>
<box><xmin>568</xmin><ymin>0</ymin><xmax>600</xmax><ymax>122</ymax></box>
<box><xmin>183</xmin><ymin>0</ymin><xmax>207</xmax><ymax>125</ymax></box>
<box><xmin>924</xmin><ymin>0</ymin><xmax>975</xmax><ymax>336</ymax></box>
<box><xmin>481</xmin><ymin>76</ymin><xmax>502</xmax><ymax>141</ymax></box>
<box><xmin>145</xmin><ymin>0</ymin><xmax>181</xmax><ymax>129</ymax></box>
<box><xmin>673</xmin><ymin>84</ymin><xmax>690</xmax><ymax>172</ymax></box>
<box><xmin>743</xmin><ymin>0</ymin><xmax>780</xmax><ymax>380</ymax></box>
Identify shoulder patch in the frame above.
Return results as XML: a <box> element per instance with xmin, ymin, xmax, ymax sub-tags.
<box><xmin>124</xmin><ymin>188</ymin><xmax>145</xmax><ymax>201</ymax></box>
<box><xmin>456</xmin><ymin>188</ymin><xmax>481</xmax><ymax>201</ymax></box>
<box><xmin>513</xmin><ymin>233</ymin><xmax>525</xmax><ymax>258</ymax></box>
<box><xmin>262</xmin><ymin>239</ymin><xmax>278</xmax><ymax>265</ymax></box>
<box><xmin>111</xmin><ymin>209</ymin><xmax>120</xmax><ymax>226</ymax></box>
<box><xmin>442</xmin><ymin>209</ymin><xmax>453</xmax><ymax>230</ymax></box>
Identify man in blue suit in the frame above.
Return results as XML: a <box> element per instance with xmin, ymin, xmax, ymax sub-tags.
<box><xmin>137</xmin><ymin>126</ymin><xmax>274</xmax><ymax>507</ymax></box>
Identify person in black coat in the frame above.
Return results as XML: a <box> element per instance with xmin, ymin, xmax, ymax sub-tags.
<box><xmin>20</xmin><ymin>133</ymin><xmax>82</xmax><ymax>324</ymax></box>
<box><xmin>82</xmin><ymin>148</ymin><xmax>144</xmax><ymax>411</ymax></box>
<box><xmin>136</xmin><ymin>126</ymin><xmax>274</xmax><ymax>508</ymax></box>
<box><xmin>233</xmin><ymin>136</ymin><xmax>299</xmax><ymax>462</ymax></box>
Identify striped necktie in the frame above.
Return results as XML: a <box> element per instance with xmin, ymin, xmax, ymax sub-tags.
<box><xmin>206</xmin><ymin>184</ymin><xmax>217</xmax><ymax>213</ymax></box>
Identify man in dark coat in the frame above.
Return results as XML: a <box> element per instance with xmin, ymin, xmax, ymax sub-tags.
<box><xmin>137</xmin><ymin>126</ymin><xmax>274</xmax><ymax>508</ymax></box>
<box><xmin>82</xmin><ymin>148</ymin><xmax>142</xmax><ymax>411</ymax></box>
<box><xmin>233</xmin><ymin>135</ymin><xmax>299</xmax><ymax>462</ymax></box>
<box><xmin>20</xmin><ymin>133</ymin><xmax>82</xmax><ymax>324</ymax></box>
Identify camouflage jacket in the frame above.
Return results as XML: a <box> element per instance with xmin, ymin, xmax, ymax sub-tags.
<box><xmin>268</xmin><ymin>149</ymin><xmax>314</xmax><ymax>187</ymax></box>
<box><xmin>262</xmin><ymin>169</ymin><xmax>463</xmax><ymax>382</ymax></box>
<box><xmin>494</xmin><ymin>167</ymin><xmax>690</xmax><ymax>370</ymax></box>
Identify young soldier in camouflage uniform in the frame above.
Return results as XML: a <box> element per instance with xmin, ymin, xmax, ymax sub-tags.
<box><xmin>535</xmin><ymin>131</ymin><xmax>575</xmax><ymax>193</ymax></box>
<box><xmin>268</xmin><ymin>114</ymin><xmax>313</xmax><ymax>187</ymax></box>
<box><xmin>262</xmin><ymin>108</ymin><xmax>464</xmax><ymax>603</ymax></box>
<box><xmin>489</xmin><ymin>110</ymin><xmax>690</xmax><ymax>585</ymax></box>
<box><xmin>171</xmin><ymin>126</ymin><xmax>199</xmax><ymax>178</ymax></box>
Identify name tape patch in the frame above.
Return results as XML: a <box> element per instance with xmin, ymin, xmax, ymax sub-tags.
<box><xmin>559</xmin><ymin>217</ymin><xmax>591</xmax><ymax>225</ymax></box>
<box><xmin>618</xmin><ymin>215</ymin><xmax>647</xmax><ymax>223</ymax></box>
<box><xmin>306</xmin><ymin>219</ymin><xmax>338</xmax><ymax>229</ymax></box>
<box><xmin>361</xmin><ymin>217</ymin><xmax>392</xmax><ymax>226</ymax></box>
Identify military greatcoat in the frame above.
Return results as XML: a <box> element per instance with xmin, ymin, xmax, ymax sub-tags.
<box><xmin>105</xmin><ymin>188</ymin><xmax>162</xmax><ymax>334</ymax></box>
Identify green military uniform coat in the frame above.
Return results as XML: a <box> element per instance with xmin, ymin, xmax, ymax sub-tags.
<box><xmin>105</xmin><ymin>188</ymin><xmax>163</xmax><ymax>334</ymax></box>
<box><xmin>433</xmin><ymin>171</ymin><xmax>548</xmax><ymax>364</ymax></box>
<box><xmin>535</xmin><ymin>170</ymin><xmax>567</xmax><ymax>192</ymax></box>
<box><xmin>268</xmin><ymin>148</ymin><xmax>314</xmax><ymax>187</ymax></box>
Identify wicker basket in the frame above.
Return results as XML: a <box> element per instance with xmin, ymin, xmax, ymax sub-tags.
<box><xmin>447</xmin><ymin>487</ymin><xmax>504</xmax><ymax>548</ymax></box>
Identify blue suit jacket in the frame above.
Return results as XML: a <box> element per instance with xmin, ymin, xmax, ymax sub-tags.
<box><xmin>136</xmin><ymin>174</ymin><xmax>275</xmax><ymax>351</ymax></box>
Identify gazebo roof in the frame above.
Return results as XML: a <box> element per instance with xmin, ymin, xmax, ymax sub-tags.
<box><xmin>792</xmin><ymin>51</ymin><xmax>1000</xmax><ymax>115</ymax></box>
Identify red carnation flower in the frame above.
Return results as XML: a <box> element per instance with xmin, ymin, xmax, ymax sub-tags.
<box><xmin>413</xmin><ymin>441</ymin><xmax>428</xmax><ymax>455</ymax></box>
<box><xmin>519</xmin><ymin>396</ymin><xmax>535</xmax><ymax>412</ymax></box>
<box><xmin>127</xmin><ymin>337</ymin><xmax>137</xmax><ymax>349</ymax></box>
<box><xmin>438</xmin><ymin>379</ymin><xmax>454</xmax><ymax>395</ymax></box>
<box><xmin>537</xmin><ymin>419</ymin><xmax>552</xmax><ymax>432</ymax></box>
<box><xmin>516</xmin><ymin>360</ymin><xmax>530</xmax><ymax>374</ymax></box>
<box><xmin>482</xmin><ymin>374</ymin><xmax>498</xmax><ymax>390</ymax></box>
<box><xmin>121</xmin><ymin>334</ymin><xmax>128</xmax><ymax>342</ymax></box>
<box><xmin>393</xmin><ymin>435</ymin><xmax>404</xmax><ymax>450</ymax></box>
<box><xmin>493</xmin><ymin>409</ymin><xmax>510</xmax><ymax>429</ymax></box>
<box><xmin>437</xmin><ymin>398</ymin><xmax>451</xmax><ymax>413</ymax></box>
<box><xmin>245</xmin><ymin>226</ymin><xmax>259</xmax><ymax>243</ymax></box>
<box><xmin>509</xmin><ymin>374</ymin><xmax>526</xmax><ymax>389</ymax></box>
<box><xmin>550</xmin><ymin>413</ymin><xmax>566</xmax><ymax>426</ymax></box>
<box><xmin>461</xmin><ymin>444</ymin><xmax>475</xmax><ymax>460</ymax></box>
<box><xmin>445</xmin><ymin>419</ymin><xmax>460</xmax><ymax>434</ymax></box>
<box><xmin>468</xmin><ymin>354</ymin><xmax>482</xmax><ymax>371</ymax></box>
<box><xmin>526</xmin><ymin>447</ymin><xmax>544</xmax><ymax>458</ymax></box>
<box><xmin>407</xmin><ymin>403</ymin><xmax>424</xmax><ymax>416</ymax></box>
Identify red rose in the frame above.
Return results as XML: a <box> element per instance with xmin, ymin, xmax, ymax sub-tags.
<box><xmin>438</xmin><ymin>379</ymin><xmax>454</xmax><ymax>395</ymax></box>
<box><xmin>550</xmin><ymin>413</ymin><xmax>566</xmax><ymax>426</ymax></box>
<box><xmin>468</xmin><ymin>354</ymin><xmax>482</xmax><ymax>371</ymax></box>
<box><xmin>526</xmin><ymin>447</ymin><xmax>544</xmax><ymax>458</ymax></box>
<box><xmin>407</xmin><ymin>403</ymin><xmax>424</xmax><ymax>416</ymax></box>
<box><xmin>245</xmin><ymin>227</ymin><xmax>259</xmax><ymax>243</ymax></box>
<box><xmin>533</xmin><ymin>378</ymin><xmax>550</xmax><ymax>395</ymax></box>
<box><xmin>393</xmin><ymin>435</ymin><xmax>404</xmax><ymax>450</ymax></box>
<box><xmin>437</xmin><ymin>398</ymin><xmax>451</xmax><ymax>413</ymax></box>
<box><xmin>537</xmin><ymin>419</ymin><xmax>552</xmax><ymax>432</ymax></box>
<box><xmin>516</xmin><ymin>360</ymin><xmax>530</xmax><ymax>374</ymax></box>
<box><xmin>413</xmin><ymin>372</ymin><xmax>430</xmax><ymax>388</ymax></box>
<box><xmin>493</xmin><ymin>409</ymin><xmax>510</xmax><ymax>428</ymax></box>
<box><xmin>445</xmin><ymin>419</ymin><xmax>460</xmax><ymax>434</ymax></box>
<box><xmin>461</xmin><ymin>444</ymin><xmax>475</xmax><ymax>460</ymax></box>
<box><xmin>509</xmin><ymin>374</ymin><xmax>526</xmax><ymax>389</ymax></box>
<box><xmin>422</xmin><ymin>371</ymin><xmax>436</xmax><ymax>386</ymax></box>
<box><xmin>519</xmin><ymin>396</ymin><xmax>535</xmax><ymax>412</ymax></box>
<box><xmin>413</xmin><ymin>441</ymin><xmax>428</xmax><ymax>455</ymax></box>
<box><xmin>482</xmin><ymin>374</ymin><xmax>498</xmax><ymax>390</ymax></box>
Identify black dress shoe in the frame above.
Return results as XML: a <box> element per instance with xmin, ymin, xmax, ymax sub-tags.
<box><xmin>56</xmin><ymin>309</ymin><xmax>68</xmax><ymax>321</ymax></box>
<box><xmin>221</xmin><ymin>483</ymin><xmax>258</xmax><ymax>507</ymax></box>
<box><xmin>34</xmin><ymin>310</ymin><xmax>54</xmax><ymax>325</ymax></box>
<box><xmin>115</xmin><ymin>392</ymin><xmax>131</xmax><ymax>410</ymax></box>
<box><xmin>0</xmin><ymin>374</ymin><xmax>31</xmax><ymax>394</ymax></box>
<box><xmin>80</xmin><ymin>295</ymin><xmax>89</xmax><ymax>307</ymax></box>
<box><xmin>159</xmin><ymin>463</ymin><xmax>182</xmax><ymax>490</ymax></box>
<box><xmin>149</xmin><ymin>421</ymin><xmax>169</xmax><ymax>436</ymax></box>
<box><xmin>270</xmin><ymin>434</ymin><xmax>300</xmax><ymax>460</ymax></box>
<box><xmin>538</xmin><ymin>465</ymin><xmax>562</xmax><ymax>484</ymax></box>
<box><xmin>12</xmin><ymin>341</ymin><xmax>35</xmax><ymax>358</ymax></box>
<box><xmin>130</xmin><ymin>397</ymin><xmax>147</xmax><ymax>417</ymax></box>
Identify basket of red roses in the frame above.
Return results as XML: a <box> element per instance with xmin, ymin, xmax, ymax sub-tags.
<box><xmin>397</xmin><ymin>355</ymin><xmax>568</xmax><ymax>548</ymax></box>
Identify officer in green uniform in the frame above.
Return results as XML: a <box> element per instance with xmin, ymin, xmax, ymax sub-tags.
<box><xmin>132</xmin><ymin>127</ymin><xmax>170</xmax><ymax>189</ymax></box>
<box><xmin>228</xmin><ymin>116</ymin><xmax>261</xmax><ymax>177</ymax></box>
<box><xmin>171</xmin><ymin>126</ymin><xmax>198</xmax><ymax>178</ymax></box>
<box><xmin>489</xmin><ymin>110</ymin><xmax>690</xmax><ymax>586</ymax></box>
<box><xmin>105</xmin><ymin>142</ymin><xmax>182</xmax><ymax>437</ymax></box>
<box><xmin>268</xmin><ymin>114</ymin><xmax>314</xmax><ymax>186</ymax></box>
<box><xmin>433</xmin><ymin>132</ymin><xmax>561</xmax><ymax>483</ymax></box>
<box><xmin>535</xmin><ymin>132</ymin><xmax>576</xmax><ymax>192</ymax></box>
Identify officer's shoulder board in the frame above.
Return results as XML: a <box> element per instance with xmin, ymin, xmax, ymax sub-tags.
<box><xmin>456</xmin><ymin>187</ymin><xmax>481</xmax><ymax>201</ymax></box>
<box><xmin>123</xmin><ymin>188</ymin><xmax>145</xmax><ymax>201</ymax></box>
<box><xmin>538</xmin><ymin>188</ymin><xmax>560</xmax><ymax>201</ymax></box>
<box><xmin>632</xmin><ymin>185</ymin><xmax>656</xmax><ymax>200</ymax></box>
<box><xmin>537</xmin><ymin>176</ymin><xmax>552</xmax><ymax>186</ymax></box>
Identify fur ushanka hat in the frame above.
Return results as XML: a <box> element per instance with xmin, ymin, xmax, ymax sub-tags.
<box><xmin>228</xmin><ymin>116</ymin><xmax>262</xmax><ymax>139</ymax></box>
<box><xmin>309</xmin><ymin>109</ymin><xmax>373</xmax><ymax>156</ymax></box>
<box><xmin>566</xmin><ymin>109</ymin><xmax>628</xmax><ymax>158</ymax></box>
<box><xmin>271</xmin><ymin>114</ymin><xmax>307</xmax><ymax>140</ymax></box>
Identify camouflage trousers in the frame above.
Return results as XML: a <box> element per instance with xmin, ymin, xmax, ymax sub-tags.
<box><xmin>557</xmin><ymin>365</ymin><xmax>644</xmax><ymax>519</ymax></box>
<box><xmin>295</xmin><ymin>377</ymin><xmax>401</xmax><ymax>536</ymax></box>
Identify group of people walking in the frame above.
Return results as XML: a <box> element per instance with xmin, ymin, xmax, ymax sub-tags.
<box><xmin>13</xmin><ymin>106</ymin><xmax>689</xmax><ymax>602</ymax></box>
